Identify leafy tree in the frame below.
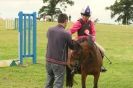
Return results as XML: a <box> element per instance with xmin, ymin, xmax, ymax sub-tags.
<box><xmin>38</xmin><ymin>0</ymin><xmax>74</xmax><ymax>21</ymax></box>
<box><xmin>38</xmin><ymin>6</ymin><xmax>62</xmax><ymax>21</ymax></box>
<box><xmin>106</xmin><ymin>0</ymin><xmax>133</xmax><ymax>25</ymax></box>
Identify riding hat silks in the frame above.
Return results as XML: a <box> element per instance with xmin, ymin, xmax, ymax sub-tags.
<box><xmin>81</xmin><ymin>5</ymin><xmax>91</xmax><ymax>16</ymax></box>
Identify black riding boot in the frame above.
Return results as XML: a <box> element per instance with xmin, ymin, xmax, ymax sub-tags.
<box><xmin>101</xmin><ymin>66</ymin><xmax>107</xmax><ymax>72</ymax></box>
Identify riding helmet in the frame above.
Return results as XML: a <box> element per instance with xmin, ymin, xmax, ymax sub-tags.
<box><xmin>81</xmin><ymin>6</ymin><xmax>91</xmax><ymax>16</ymax></box>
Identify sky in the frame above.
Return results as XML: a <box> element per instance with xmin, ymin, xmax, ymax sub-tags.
<box><xmin>0</xmin><ymin>0</ymin><xmax>116</xmax><ymax>23</ymax></box>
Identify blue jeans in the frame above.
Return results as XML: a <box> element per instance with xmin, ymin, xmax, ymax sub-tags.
<box><xmin>45</xmin><ymin>62</ymin><xmax>66</xmax><ymax>88</ymax></box>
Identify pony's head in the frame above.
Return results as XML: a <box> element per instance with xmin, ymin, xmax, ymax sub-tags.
<box><xmin>68</xmin><ymin>40</ymin><xmax>82</xmax><ymax>68</ymax></box>
<box><xmin>68</xmin><ymin>36</ymin><xmax>94</xmax><ymax>69</ymax></box>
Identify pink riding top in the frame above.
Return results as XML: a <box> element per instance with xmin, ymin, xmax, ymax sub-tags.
<box><xmin>68</xmin><ymin>19</ymin><xmax>96</xmax><ymax>42</ymax></box>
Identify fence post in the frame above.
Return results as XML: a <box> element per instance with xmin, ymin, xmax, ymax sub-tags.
<box><xmin>32</xmin><ymin>12</ymin><xmax>37</xmax><ymax>64</ymax></box>
<box><xmin>15</xmin><ymin>18</ymin><xmax>18</xmax><ymax>30</ymax></box>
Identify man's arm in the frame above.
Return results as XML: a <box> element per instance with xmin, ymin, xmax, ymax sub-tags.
<box><xmin>65</xmin><ymin>33</ymin><xmax>76</xmax><ymax>49</ymax></box>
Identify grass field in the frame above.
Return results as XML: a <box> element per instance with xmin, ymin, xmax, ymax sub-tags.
<box><xmin>0</xmin><ymin>21</ymin><xmax>133</xmax><ymax>88</ymax></box>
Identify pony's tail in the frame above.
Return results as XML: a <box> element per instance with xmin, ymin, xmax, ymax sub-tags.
<box><xmin>66</xmin><ymin>66</ymin><xmax>74</xmax><ymax>87</ymax></box>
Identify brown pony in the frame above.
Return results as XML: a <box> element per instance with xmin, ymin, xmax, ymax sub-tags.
<box><xmin>66</xmin><ymin>36</ymin><xmax>103</xmax><ymax>88</ymax></box>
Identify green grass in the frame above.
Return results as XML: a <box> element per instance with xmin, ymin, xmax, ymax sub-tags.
<box><xmin>0</xmin><ymin>22</ymin><xmax>133</xmax><ymax>88</ymax></box>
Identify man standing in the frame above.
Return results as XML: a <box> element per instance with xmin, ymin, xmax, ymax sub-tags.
<box><xmin>45</xmin><ymin>13</ymin><xmax>74</xmax><ymax>88</ymax></box>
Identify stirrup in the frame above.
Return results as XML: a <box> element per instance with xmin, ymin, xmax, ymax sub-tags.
<box><xmin>101</xmin><ymin>66</ymin><xmax>107</xmax><ymax>72</ymax></box>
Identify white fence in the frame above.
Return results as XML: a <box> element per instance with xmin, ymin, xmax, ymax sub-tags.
<box><xmin>0</xmin><ymin>18</ymin><xmax>16</xmax><ymax>30</ymax></box>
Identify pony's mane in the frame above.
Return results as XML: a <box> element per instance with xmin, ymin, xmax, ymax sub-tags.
<box><xmin>72</xmin><ymin>36</ymin><xmax>94</xmax><ymax>53</ymax></box>
<box><xmin>77</xmin><ymin>37</ymin><xmax>88</xmax><ymax>43</ymax></box>
<box><xmin>72</xmin><ymin>37</ymin><xmax>88</xmax><ymax>52</ymax></box>
<box><xmin>77</xmin><ymin>36</ymin><xmax>94</xmax><ymax>46</ymax></box>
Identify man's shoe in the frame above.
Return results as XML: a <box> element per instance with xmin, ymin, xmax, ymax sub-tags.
<box><xmin>101</xmin><ymin>66</ymin><xmax>107</xmax><ymax>72</ymax></box>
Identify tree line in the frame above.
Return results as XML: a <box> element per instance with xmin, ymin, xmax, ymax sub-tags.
<box><xmin>38</xmin><ymin>0</ymin><xmax>133</xmax><ymax>25</ymax></box>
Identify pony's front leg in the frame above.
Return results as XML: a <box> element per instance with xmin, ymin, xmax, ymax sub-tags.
<box><xmin>93</xmin><ymin>73</ymin><xmax>100</xmax><ymax>88</ymax></box>
<box><xmin>81</xmin><ymin>72</ymin><xmax>87</xmax><ymax>88</ymax></box>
